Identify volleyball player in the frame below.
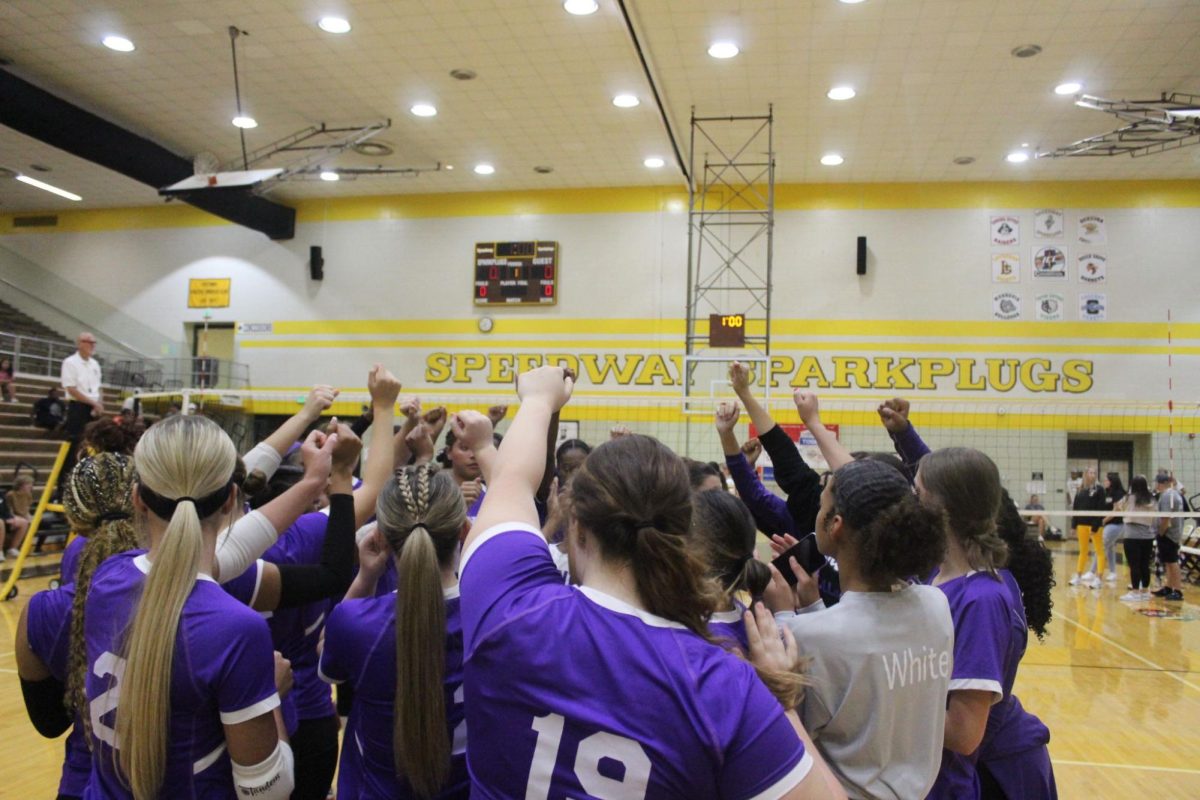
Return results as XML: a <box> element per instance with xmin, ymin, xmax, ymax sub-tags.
<box><xmin>252</xmin><ymin>365</ymin><xmax>400</xmax><ymax>800</ymax></box>
<box><xmin>689</xmin><ymin>488</ymin><xmax>772</xmax><ymax>654</ymax></box>
<box><xmin>766</xmin><ymin>459</ymin><xmax>953</xmax><ymax>799</ymax></box>
<box><xmin>319</xmin><ymin>464</ymin><xmax>469</xmax><ymax>800</ymax></box>
<box><xmin>916</xmin><ymin>448</ymin><xmax>1057</xmax><ymax>800</ymax></box>
<box><xmin>16</xmin><ymin>452</ymin><xmax>139</xmax><ymax>800</ymax></box>
<box><xmin>453</xmin><ymin>366</ymin><xmax>845</xmax><ymax>799</ymax></box>
<box><xmin>82</xmin><ymin>415</ymin><xmax>304</xmax><ymax>798</ymax></box>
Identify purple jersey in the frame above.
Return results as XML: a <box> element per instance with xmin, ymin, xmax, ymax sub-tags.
<box><xmin>83</xmin><ymin>551</ymin><xmax>280</xmax><ymax>799</ymax></box>
<box><xmin>60</xmin><ymin>534</ymin><xmax>87</xmax><ymax>585</ymax></box>
<box><xmin>262</xmin><ymin>511</ymin><xmax>336</xmax><ymax>722</ymax></box>
<box><xmin>708</xmin><ymin>600</ymin><xmax>750</xmax><ymax>654</ymax></box>
<box><xmin>976</xmin><ymin>571</ymin><xmax>1056</xmax><ymax>798</ymax></box>
<box><xmin>26</xmin><ymin>583</ymin><xmax>91</xmax><ymax>797</ymax></box>
<box><xmin>319</xmin><ymin>588</ymin><xmax>468</xmax><ymax>799</ymax></box>
<box><xmin>926</xmin><ymin>570</ymin><xmax>1030</xmax><ymax>800</ymax></box>
<box><xmin>459</xmin><ymin>523</ymin><xmax>811</xmax><ymax>799</ymax></box>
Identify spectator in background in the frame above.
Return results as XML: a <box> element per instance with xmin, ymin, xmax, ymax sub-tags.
<box><xmin>0</xmin><ymin>356</ymin><xmax>15</xmax><ymax>402</ymax></box>
<box><xmin>32</xmin><ymin>387</ymin><xmax>66</xmax><ymax>432</ymax></box>
<box><xmin>4</xmin><ymin>475</ymin><xmax>34</xmax><ymax>558</ymax></box>
<box><xmin>60</xmin><ymin>333</ymin><xmax>103</xmax><ymax>470</ymax></box>
<box><xmin>1153</xmin><ymin>473</ymin><xmax>1186</xmax><ymax>601</ymax></box>
<box><xmin>1024</xmin><ymin>494</ymin><xmax>1048</xmax><ymax>539</ymax></box>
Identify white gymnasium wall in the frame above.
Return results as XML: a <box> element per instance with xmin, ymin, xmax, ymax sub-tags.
<box><xmin>3</xmin><ymin>196</ymin><xmax>1198</xmax><ymax>401</ymax></box>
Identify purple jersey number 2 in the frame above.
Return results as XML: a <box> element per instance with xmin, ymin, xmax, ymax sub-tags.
<box><xmin>526</xmin><ymin>713</ymin><xmax>651</xmax><ymax>799</ymax></box>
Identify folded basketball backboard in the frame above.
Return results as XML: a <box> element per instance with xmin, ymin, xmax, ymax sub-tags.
<box><xmin>160</xmin><ymin>168</ymin><xmax>283</xmax><ymax>194</ymax></box>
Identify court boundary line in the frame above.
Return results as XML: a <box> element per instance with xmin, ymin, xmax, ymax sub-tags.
<box><xmin>1053</xmin><ymin>759</ymin><xmax>1200</xmax><ymax>775</ymax></box>
<box><xmin>1051</xmin><ymin>609</ymin><xmax>1200</xmax><ymax>693</ymax></box>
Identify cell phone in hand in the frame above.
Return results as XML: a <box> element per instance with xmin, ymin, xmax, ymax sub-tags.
<box><xmin>770</xmin><ymin>533</ymin><xmax>826</xmax><ymax>586</ymax></box>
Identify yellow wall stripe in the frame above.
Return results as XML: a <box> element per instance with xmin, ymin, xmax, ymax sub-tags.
<box><xmin>239</xmin><ymin>336</ymin><xmax>1200</xmax><ymax>357</ymax></box>
<box><xmin>175</xmin><ymin>394</ymin><xmax>1196</xmax><ymax>434</ymax></box>
<box><xmin>266</xmin><ymin>317</ymin><xmax>1200</xmax><ymax>341</ymax></box>
<box><xmin>5</xmin><ymin>180</ymin><xmax>1199</xmax><ymax>233</ymax></box>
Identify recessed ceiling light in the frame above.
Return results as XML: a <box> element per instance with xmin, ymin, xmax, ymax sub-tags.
<box><xmin>1011</xmin><ymin>44</ymin><xmax>1042</xmax><ymax>58</ymax></box>
<box><xmin>563</xmin><ymin>0</ymin><xmax>599</xmax><ymax>14</ymax></box>
<box><xmin>15</xmin><ymin>174</ymin><xmax>81</xmax><ymax>201</ymax></box>
<box><xmin>827</xmin><ymin>86</ymin><xmax>856</xmax><ymax>101</ymax></box>
<box><xmin>410</xmin><ymin>103</ymin><xmax>437</xmax><ymax>117</ymax></box>
<box><xmin>708</xmin><ymin>41</ymin><xmax>740</xmax><ymax>59</ymax></box>
<box><xmin>612</xmin><ymin>94</ymin><xmax>640</xmax><ymax>108</ymax></box>
<box><xmin>102</xmin><ymin>35</ymin><xmax>135</xmax><ymax>52</ymax></box>
<box><xmin>450</xmin><ymin>68</ymin><xmax>477</xmax><ymax>81</ymax></box>
<box><xmin>644</xmin><ymin>157</ymin><xmax>665</xmax><ymax>168</ymax></box>
<box><xmin>1006</xmin><ymin>151</ymin><xmax>1029</xmax><ymax>163</ymax></box>
<box><xmin>317</xmin><ymin>17</ymin><xmax>351</xmax><ymax>34</ymax></box>
<box><xmin>534</xmin><ymin>165</ymin><xmax>554</xmax><ymax>174</ymax></box>
<box><xmin>1054</xmin><ymin>82</ymin><xmax>1082</xmax><ymax>95</ymax></box>
<box><xmin>1021</xmin><ymin>142</ymin><xmax>1030</xmax><ymax>147</ymax></box>
<box><xmin>820</xmin><ymin>153</ymin><xmax>844</xmax><ymax>166</ymax></box>
<box><xmin>838</xmin><ymin>0</ymin><xmax>867</xmax><ymax>4</ymax></box>
<box><xmin>28</xmin><ymin>164</ymin><xmax>51</xmax><ymax>172</ymax></box>
<box><xmin>445</xmin><ymin>164</ymin><xmax>455</xmax><ymax>170</ymax></box>
<box><xmin>319</xmin><ymin>170</ymin><xmax>340</xmax><ymax>181</ymax></box>
<box><xmin>474</xmin><ymin>163</ymin><xmax>495</xmax><ymax>175</ymax></box>
<box><xmin>232</xmin><ymin>116</ymin><xmax>258</xmax><ymax>129</ymax></box>
<box><xmin>953</xmin><ymin>156</ymin><xmax>976</xmax><ymax>165</ymax></box>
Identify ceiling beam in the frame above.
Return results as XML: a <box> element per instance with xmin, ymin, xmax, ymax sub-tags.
<box><xmin>0</xmin><ymin>68</ymin><xmax>295</xmax><ymax>239</ymax></box>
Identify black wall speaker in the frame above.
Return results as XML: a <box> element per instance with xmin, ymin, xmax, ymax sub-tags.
<box><xmin>856</xmin><ymin>236</ymin><xmax>867</xmax><ymax>275</ymax></box>
<box><xmin>310</xmin><ymin>245</ymin><xmax>324</xmax><ymax>280</ymax></box>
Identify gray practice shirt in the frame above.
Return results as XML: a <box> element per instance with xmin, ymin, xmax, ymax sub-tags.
<box><xmin>780</xmin><ymin>585</ymin><xmax>954</xmax><ymax>800</ymax></box>
<box><xmin>1158</xmin><ymin>488</ymin><xmax>1185</xmax><ymax>543</ymax></box>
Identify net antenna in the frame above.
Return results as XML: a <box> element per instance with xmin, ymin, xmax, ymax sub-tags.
<box><xmin>682</xmin><ymin>106</ymin><xmax>776</xmax><ymax>451</ymax></box>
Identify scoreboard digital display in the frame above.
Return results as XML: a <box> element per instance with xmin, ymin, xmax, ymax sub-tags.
<box><xmin>474</xmin><ymin>241</ymin><xmax>558</xmax><ymax>305</ymax></box>
<box><xmin>709</xmin><ymin>313</ymin><xmax>746</xmax><ymax>347</ymax></box>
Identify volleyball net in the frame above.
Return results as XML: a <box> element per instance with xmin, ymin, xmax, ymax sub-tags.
<box><xmin>128</xmin><ymin>386</ymin><xmax>1200</xmax><ymax>519</ymax></box>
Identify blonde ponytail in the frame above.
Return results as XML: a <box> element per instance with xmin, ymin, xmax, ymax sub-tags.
<box><xmin>376</xmin><ymin>464</ymin><xmax>466</xmax><ymax>798</ymax></box>
<box><xmin>395</xmin><ymin>525</ymin><xmax>449</xmax><ymax>798</ymax></box>
<box><xmin>115</xmin><ymin>415</ymin><xmax>236</xmax><ymax>799</ymax></box>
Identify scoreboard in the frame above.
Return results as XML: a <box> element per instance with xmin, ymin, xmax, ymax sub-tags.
<box><xmin>474</xmin><ymin>241</ymin><xmax>558</xmax><ymax>305</ymax></box>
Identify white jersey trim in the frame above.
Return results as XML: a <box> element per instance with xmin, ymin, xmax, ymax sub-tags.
<box><xmin>220</xmin><ymin>692</ymin><xmax>281</xmax><ymax>725</ymax></box>
<box><xmin>303</xmin><ymin>611</ymin><xmax>327</xmax><ymax>637</ymax></box>
<box><xmin>133</xmin><ymin>553</ymin><xmax>217</xmax><ymax>583</ymax></box>
<box><xmin>193</xmin><ymin>742</ymin><xmax>227</xmax><ymax>774</ymax></box>
<box><xmin>948</xmin><ymin>678</ymin><xmax>1004</xmax><ymax>702</ymax></box>
<box><xmin>249</xmin><ymin>559</ymin><xmax>265</xmax><ymax>608</ymax></box>
<box><xmin>578</xmin><ymin>586</ymin><xmax>688</xmax><ymax>630</ymax></box>
<box><xmin>459</xmin><ymin>522</ymin><xmax>546</xmax><ymax>579</ymax></box>
<box><xmin>317</xmin><ymin>663</ymin><xmax>343</xmax><ymax>686</ymax></box>
<box><xmin>710</xmin><ymin>608</ymin><xmax>743</xmax><ymax>623</ymax></box>
<box><xmin>444</xmin><ymin>584</ymin><xmax>461</xmax><ymax>600</ymax></box>
<box><xmin>746</xmin><ymin>749</ymin><xmax>814</xmax><ymax>800</ymax></box>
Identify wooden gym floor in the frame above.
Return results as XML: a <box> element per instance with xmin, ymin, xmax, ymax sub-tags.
<box><xmin>0</xmin><ymin>543</ymin><xmax>1197</xmax><ymax>798</ymax></box>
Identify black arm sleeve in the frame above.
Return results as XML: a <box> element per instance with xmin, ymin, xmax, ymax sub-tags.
<box><xmin>20</xmin><ymin>675</ymin><xmax>73</xmax><ymax>738</ymax></box>
<box><xmin>757</xmin><ymin>425</ymin><xmax>818</xmax><ymax>498</ymax></box>
<box><xmin>276</xmin><ymin>493</ymin><xmax>357</xmax><ymax>608</ymax></box>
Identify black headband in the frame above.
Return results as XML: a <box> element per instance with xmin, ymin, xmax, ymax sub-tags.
<box><xmin>98</xmin><ymin>511</ymin><xmax>131</xmax><ymax>523</ymax></box>
<box><xmin>138</xmin><ymin>481</ymin><xmax>233</xmax><ymax>521</ymax></box>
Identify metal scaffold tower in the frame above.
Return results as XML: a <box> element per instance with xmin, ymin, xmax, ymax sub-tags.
<box><xmin>683</xmin><ymin>105</ymin><xmax>776</xmax><ymax>407</ymax></box>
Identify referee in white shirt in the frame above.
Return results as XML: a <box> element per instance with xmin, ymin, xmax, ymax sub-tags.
<box><xmin>60</xmin><ymin>332</ymin><xmax>104</xmax><ymax>469</ymax></box>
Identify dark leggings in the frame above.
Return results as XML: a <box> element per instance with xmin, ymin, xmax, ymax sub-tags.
<box><xmin>1124</xmin><ymin>538</ymin><xmax>1153</xmax><ymax>589</ymax></box>
<box><xmin>289</xmin><ymin>714</ymin><xmax>339</xmax><ymax>800</ymax></box>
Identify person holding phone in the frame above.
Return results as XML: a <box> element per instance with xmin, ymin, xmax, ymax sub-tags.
<box><xmin>764</xmin><ymin>459</ymin><xmax>953</xmax><ymax>799</ymax></box>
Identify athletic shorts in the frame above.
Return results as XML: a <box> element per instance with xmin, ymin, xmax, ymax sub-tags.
<box><xmin>1157</xmin><ymin>534</ymin><xmax>1180</xmax><ymax>564</ymax></box>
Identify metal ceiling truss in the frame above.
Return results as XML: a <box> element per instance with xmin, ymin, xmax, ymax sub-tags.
<box><xmin>219</xmin><ymin>119</ymin><xmax>439</xmax><ymax>190</ymax></box>
<box><xmin>1038</xmin><ymin>92</ymin><xmax>1200</xmax><ymax>159</ymax></box>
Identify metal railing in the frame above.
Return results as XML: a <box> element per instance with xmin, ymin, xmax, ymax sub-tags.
<box><xmin>0</xmin><ymin>331</ymin><xmax>99</xmax><ymax>379</ymax></box>
<box><xmin>107</xmin><ymin>357</ymin><xmax>251</xmax><ymax>391</ymax></box>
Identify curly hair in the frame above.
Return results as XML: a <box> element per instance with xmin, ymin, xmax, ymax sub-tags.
<box><xmin>82</xmin><ymin>416</ymin><xmax>144</xmax><ymax>455</ymax></box>
<box><xmin>996</xmin><ymin>489</ymin><xmax>1054</xmax><ymax>641</ymax></box>
<box><xmin>63</xmin><ymin>453</ymin><xmax>141</xmax><ymax>739</ymax></box>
